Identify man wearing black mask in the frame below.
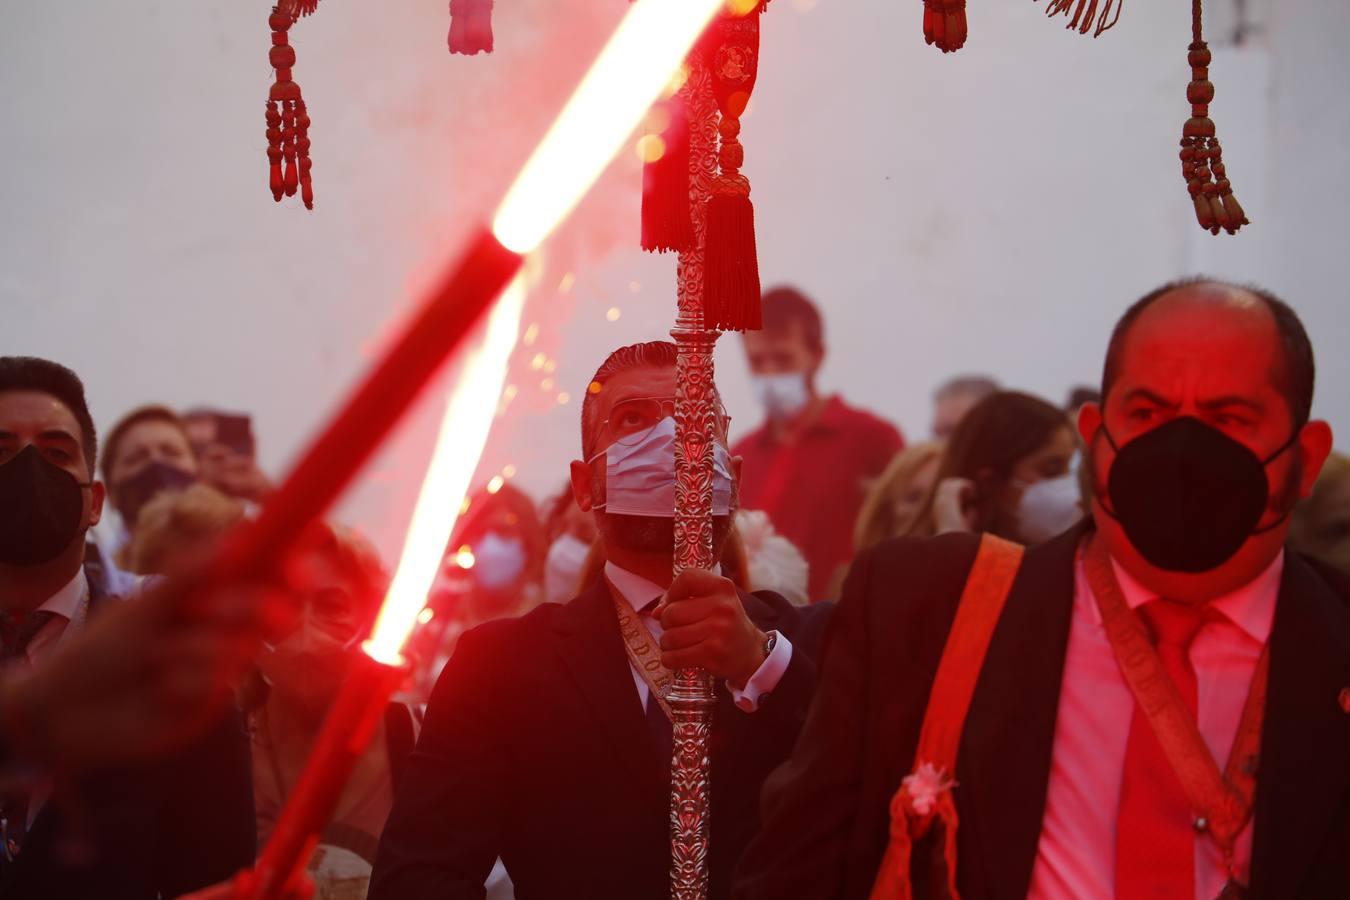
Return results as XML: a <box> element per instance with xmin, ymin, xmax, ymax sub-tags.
<box><xmin>0</xmin><ymin>356</ymin><xmax>255</xmax><ymax>899</ymax></box>
<box><xmin>735</xmin><ymin>280</ymin><xmax>1349</xmax><ymax>900</ymax></box>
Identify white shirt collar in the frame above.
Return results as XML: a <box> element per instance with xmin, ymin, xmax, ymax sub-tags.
<box><xmin>1095</xmin><ymin>549</ymin><xmax>1283</xmax><ymax>644</ymax></box>
<box><xmin>603</xmin><ymin>561</ymin><xmax>666</xmax><ymax>614</ymax></box>
<box><xmin>38</xmin><ymin>568</ymin><xmax>88</xmax><ymax>622</ymax></box>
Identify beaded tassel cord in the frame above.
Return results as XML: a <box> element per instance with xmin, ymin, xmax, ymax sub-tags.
<box><xmin>1041</xmin><ymin>0</ymin><xmax>1121</xmax><ymax>38</ymax></box>
<box><xmin>266</xmin><ymin>5</ymin><xmax>315</xmax><ymax>209</ymax></box>
<box><xmin>1179</xmin><ymin>0</ymin><xmax>1248</xmax><ymax>234</ymax></box>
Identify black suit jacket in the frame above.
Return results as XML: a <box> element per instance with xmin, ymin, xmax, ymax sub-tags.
<box><xmin>368</xmin><ymin>580</ymin><xmax>830</xmax><ymax>900</ymax></box>
<box><xmin>734</xmin><ymin>525</ymin><xmax>1350</xmax><ymax>900</ymax></box>
<box><xmin>0</xmin><ymin>557</ymin><xmax>257</xmax><ymax>899</ymax></box>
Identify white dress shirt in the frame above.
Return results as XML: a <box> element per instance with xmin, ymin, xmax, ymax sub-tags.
<box><xmin>4</xmin><ymin>568</ymin><xmax>90</xmax><ymax>829</ymax></box>
<box><xmin>603</xmin><ymin>562</ymin><xmax>793</xmax><ymax>713</ymax></box>
<box><xmin>7</xmin><ymin>568</ymin><xmax>89</xmax><ymax>672</ymax></box>
<box><xmin>1028</xmin><ymin>548</ymin><xmax>1280</xmax><ymax>900</ymax></box>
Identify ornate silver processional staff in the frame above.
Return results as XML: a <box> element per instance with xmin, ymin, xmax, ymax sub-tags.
<box><xmin>661</xmin><ymin>5</ymin><xmax>766</xmax><ymax>897</ymax></box>
<box><xmin>668</xmin><ymin>50</ymin><xmax>721</xmax><ymax>900</ymax></box>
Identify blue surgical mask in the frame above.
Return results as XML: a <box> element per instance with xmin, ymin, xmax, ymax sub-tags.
<box><xmin>473</xmin><ymin>531</ymin><xmax>527</xmax><ymax>591</ymax></box>
<box><xmin>590</xmin><ymin>417</ymin><xmax>734</xmax><ymax>517</ymax></box>
<box><xmin>751</xmin><ymin>372</ymin><xmax>810</xmax><ymax>420</ymax></box>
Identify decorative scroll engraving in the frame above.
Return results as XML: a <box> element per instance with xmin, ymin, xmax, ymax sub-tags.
<box><xmin>669</xmin><ymin>52</ymin><xmax>720</xmax><ymax>900</ymax></box>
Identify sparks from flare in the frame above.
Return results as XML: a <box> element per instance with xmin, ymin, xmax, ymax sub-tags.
<box><xmin>363</xmin><ymin>274</ymin><xmax>528</xmax><ymax>666</ymax></box>
<box><xmin>491</xmin><ymin>0</ymin><xmax>727</xmax><ymax>253</ymax></box>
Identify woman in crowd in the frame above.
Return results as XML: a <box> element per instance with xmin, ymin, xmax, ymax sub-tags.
<box><xmin>408</xmin><ymin>483</ymin><xmax>548</xmax><ymax>699</ymax></box>
<box><xmin>119</xmin><ymin>485</ymin><xmax>410</xmax><ymax>900</ymax></box>
<box><xmin>905</xmin><ymin>390</ymin><xmax>1083</xmax><ymax>544</ymax></box>
<box><xmin>540</xmin><ymin>483</ymin><xmax>599</xmax><ymax>605</ymax></box>
<box><xmin>250</xmin><ymin>523</ymin><xmax>415</xmax><ymax>900</ymax></box>
<box><xmin>123</xmin><ymin>482</ymin><xmax>245</xmax><ymax>575</ymax></box>
<box><xmin>1290</xmin><ymin>450</ymin><xmax>1350</xmax><ymax>573</ymax></box>
<box><xmin>853</xmin><ymin>441</ymin><xmax>944</xmax><ymax>553</ymax></box>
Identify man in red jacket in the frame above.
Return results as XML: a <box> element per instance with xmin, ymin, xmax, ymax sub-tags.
<box><xmin>734</xmin><ymin>286</ymin><xmax>904</xmax><ymax>599</ymax></box>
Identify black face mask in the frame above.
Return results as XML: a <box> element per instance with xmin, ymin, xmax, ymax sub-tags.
<box><xmin>1099</xmin><ymin>416</ymin><xmax>1298</xmax><ymax>573</ymax></box>
<box><xmin>0</xmin><ymin>445</ymin><xmax>90</xmax><ymax>566</ymax></box>
<box><xmin>115</xmin><ymin>461</ymin><xmax>197</xmax><ymax>529</ymax></box>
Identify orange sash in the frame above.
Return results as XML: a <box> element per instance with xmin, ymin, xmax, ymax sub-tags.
<box><xmin>869</xmin><ymin>534</ymin><xmax>1025</xmax><ymax>900</ymax></box>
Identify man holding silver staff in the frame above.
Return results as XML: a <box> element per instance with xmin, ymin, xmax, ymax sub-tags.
<box><xmin>369</xmin><ymin>340</ymin><xmax>829</xmax><ymax>900</ymax></box>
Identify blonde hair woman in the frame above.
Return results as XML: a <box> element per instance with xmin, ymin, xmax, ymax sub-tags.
<box><xmin>853</xmin><ymin>442</ymin><xmax>944</xmax><ymax>552</ymax></box>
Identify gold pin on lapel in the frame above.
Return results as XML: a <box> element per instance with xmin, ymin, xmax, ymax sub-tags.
<box><xmin>1339</xmin><ymin>687</ymin><xmax>1350</xmax><ymax>714</ymax></box>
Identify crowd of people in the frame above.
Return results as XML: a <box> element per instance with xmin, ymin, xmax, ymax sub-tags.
<box><xmin>1</xmin><ymin>277</ymin><xmax>1348</xmax><ymax>899</ymax></box>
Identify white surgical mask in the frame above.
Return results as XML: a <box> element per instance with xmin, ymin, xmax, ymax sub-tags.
<box><xmin>543</xmin><ymin>533</ymin><xmax>591</xmax><ymax>604</ymax></box>
<box><xmin>1016</xmin><ymin>472</ymin><xmax>1084</xmax><ymax>544</ymax></box>
<box><xmin>473</xmin><ymin>531</ymin><xmax>527</xmax><ymax>591</ymax></box>
<box><xmin>751</xmin><ymin>372</ymin><xmax>810</xmax><ymax>420</ymax></box>
<box><xmin>590</xmin><ymin>417</ymin><xmax>734</xmax><ymax>517</ymax></box>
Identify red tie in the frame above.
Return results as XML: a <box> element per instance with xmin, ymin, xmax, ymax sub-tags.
<box><xmin>1115</xmin><ymin>599</ymin><xmax>1207</xmax><ymax>899</ymax></box>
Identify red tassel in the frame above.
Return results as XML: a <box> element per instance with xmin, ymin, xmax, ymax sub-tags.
<box><xmin>923</xmin><ymin>0</ymin><xmax>967</xmax><ymax>53</ymax></box>
<box><xmin>266</xmin><ymin>103</ymin><xmax>284</xmax><ymax>201</ymax></box>
<box><xmin>705</xmin><ymin>189</ymin><xmax>761</xmax><ymax>332</ymax></box>
<box><xmin>701</xmin><ymin>9</ymin><xmax>764</xmax><ymax>332</ymax></box>
<box><xmin>449</xmin><ymin>0</ymin><xmax>494</xmax><ymax>55</ymax></box>
<box><xmin>641</xmin><ymin>98</ymin><xmax>693</xmax><ymax>254</ymax></box>
<box><xmin>266</xmin><ymin>5</ymin><xmax>315</xmax><ymax>210</ymax></box>
<box><xmin>296</xmin><ymin>99</ymin><xmax>314</xmax><ymax>210</ymax></box>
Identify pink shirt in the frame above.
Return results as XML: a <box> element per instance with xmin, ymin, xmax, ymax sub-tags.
<box><xmin>1027</xmin><ymin>547</ymin><xmax>1281</xmax><ymax>900</ymax></box>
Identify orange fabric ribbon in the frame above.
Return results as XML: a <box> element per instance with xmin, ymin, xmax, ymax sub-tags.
<box><xmin>870</xmin><ymin>534</ymin><xmax>1024</xmax><ymax>900</ymax></box>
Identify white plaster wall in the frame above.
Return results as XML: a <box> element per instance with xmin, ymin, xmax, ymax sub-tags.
<box><xmin>3</xmin><ymin>0</ymin><xmax>1347</xmax><ymax>559</ymax></box>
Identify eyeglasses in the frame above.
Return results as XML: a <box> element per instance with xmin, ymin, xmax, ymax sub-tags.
<box><xmin>600</xmin><ymin>396</ymin><xmax>731</xmax><ymax>448</ymax></box>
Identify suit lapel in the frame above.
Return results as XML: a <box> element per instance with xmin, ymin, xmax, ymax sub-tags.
<box><xmin>958</xmin><ymin>525</ymin><xmax>1083</xmax><ymax>900</ymax></box>
<box><xmin>552</xmin><ymin>581</ymin><xmax>667</xmax><ymax>805</ymax></box>
<box><xmin>1248</xmin><ymin>553</ymin><xmax>1350</xmax><ymax>900</ymax></box>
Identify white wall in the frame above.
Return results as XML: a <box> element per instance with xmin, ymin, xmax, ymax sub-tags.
<box><xmin>3</xmin><ymin>0</ymin><xmax>1347</xmax><ymax>559</ymax></box>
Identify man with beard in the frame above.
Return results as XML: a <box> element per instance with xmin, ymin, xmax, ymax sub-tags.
<box><xmin>734</xmin><ymin>280</ymin><xmax>1350</xmax><ymax>900</ymax></box>
<box><xmin>369</xmin><ymin>341</ymin><xmax>826</xmax><ymax>900</ymax></box>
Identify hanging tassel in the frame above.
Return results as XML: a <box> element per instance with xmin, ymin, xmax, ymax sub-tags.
<box><xmin>1041</xmin><ymin>0</ymin><xmax>1121</xmax><ymax>38</ymax></box>
<box><xmin>868</xmin><ymin>769</ymin><xmax>962</xmax><ymax>900</ymax></box>
<box><xmin>1178</xmin><ymin>0</ymin><xmax>1247</xmax><ymax>235</ymax></box>
<box><xmin>922</xmin><ymin>0</ymin><xmax>968</xmax><ymax>53</ymax></box>
<box><xmin>449</xmin><ymin>0</ymin><xmax>494</xmax><ymax>55</ymax></box>
<box><xmin>278</xmin><ymin>0</ymin><xmax>320</xmax><ymax>18</ymax></box>
<box><xmin>641</xmin><ymin>96</ymin><xmax>693</xmax><ymax>253</ymax></box>
<box><xmin>705</xmin><ymin>116</ymin><xmax>761</xmax><ymax>332</ymax></box>
<box><xmin>266</xmin><ymin>6</ymin><xmax>315</xmax><ymax>209</ymax></box>
<box><xmin>702</xmin><ymin>9</ymin><xmax>764</xmax><ymax>332</ymax></box>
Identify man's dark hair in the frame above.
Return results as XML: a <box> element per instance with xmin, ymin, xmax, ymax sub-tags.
<box><xmin>0</xmin><ymin>356</ymin><xmax>98</xmax><ymax>471</ymax></box>
<box><xmin>1101</xmin><ymin>277</ymin><xmax>1315</xmax><ymax>428</ymax></box>
<box><xmin>757</xmin><ymin>286</ymin><xmax>824</xmax><ymax>354</ymax></box>
<box><xmin>102</xmin><ymin>405</ymin><xmax>192</xmax><ymax>482</ymax></box>
<box><xmin>580</xmin><ymin>341</ymin><xmax>680</xmax><ymax>458</ymax></box>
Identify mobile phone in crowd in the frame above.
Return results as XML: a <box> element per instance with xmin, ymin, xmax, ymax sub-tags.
<box><xmin>213</xmin><ymin>413</ymin><xmax>256</xmax><ymax>458</ymax></box>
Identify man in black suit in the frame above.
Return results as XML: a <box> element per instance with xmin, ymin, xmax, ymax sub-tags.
<box><xmin>735</xmin><ymin>280</ymin><xmax>1350</xmax><ymax>900</ymax></box>
<box><xmin>0</xmin><ymin>356</ymin><xmax>256</xmax><ymax>899</ymax></box>
<box><xmin>369</xmin><ymin>340</ymin><xmax>827</xmax><ymax>900</ymax></box>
